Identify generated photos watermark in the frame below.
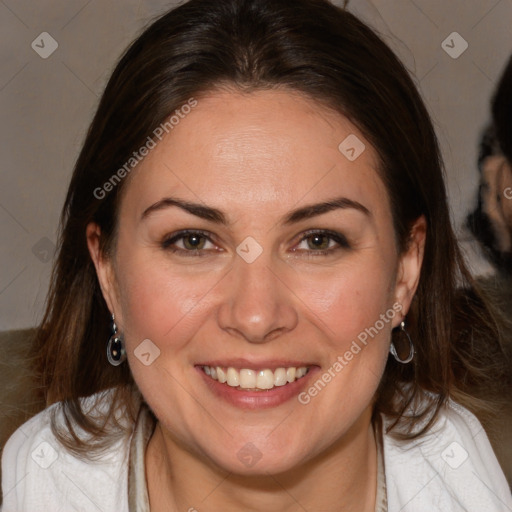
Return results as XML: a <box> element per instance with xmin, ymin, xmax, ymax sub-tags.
<box><xmin>93</xmin><ymin>97</ymin><xmax>198</xmax><ymax>200</ymax></box>
<box><xmin>298</xmin><ymin>302</ymin><xmax>403</xmax><ymax>405</ymax></box>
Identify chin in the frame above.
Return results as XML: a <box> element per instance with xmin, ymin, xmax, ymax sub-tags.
<box><xmin>201</xmin><ymin>435</ymin><xmax>312</xmax><ymax>477</ymax></box>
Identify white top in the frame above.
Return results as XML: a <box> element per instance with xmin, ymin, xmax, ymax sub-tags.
<box><xmin>1</xmin><ymin>391</ymin><xmax>511</xmax><ymax>512</ymax></box>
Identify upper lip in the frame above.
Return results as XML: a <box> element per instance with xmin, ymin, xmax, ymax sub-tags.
<box><xmin>196</xmin><ymin>359</ymin><xmax>317</xmax><ymax>371</ymax></box>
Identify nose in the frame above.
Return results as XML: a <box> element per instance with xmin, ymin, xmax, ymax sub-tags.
<box><xmin>217</xmin><ymin>254</ymin><xmax>299</xmax><ymax>343</ymax></box>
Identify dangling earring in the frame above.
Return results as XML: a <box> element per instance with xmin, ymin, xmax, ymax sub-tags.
<box><xmin>390</xmin><ymin>321</ymin><xmax>414</xmax><ymax>364</ymax></box>
<box><xmin>107</xmin><ymin>314</ymin><xmax>126</xmax><ymax>366</ymax></box>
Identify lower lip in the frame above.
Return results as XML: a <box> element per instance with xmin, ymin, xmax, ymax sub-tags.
<box><xmin>196</xmin><ymin>366</ymin><xmax>319</xmax><ymax>409</ymax></box>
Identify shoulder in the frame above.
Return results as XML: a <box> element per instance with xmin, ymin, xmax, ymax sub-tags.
<box><xmin>382</xmin><ymin>399</ymin><xmax>512</xmax><ymax>512</ymax></box>
<box><xmin>1</xmin><ymin>390</ymin><xmax>131</xmax><ymax>512</ymax></box>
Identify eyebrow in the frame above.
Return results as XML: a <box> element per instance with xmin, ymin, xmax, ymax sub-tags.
<box><xmin>141</xmin><ymin>196</ymin><xmax>371</xmax><ymax>224</ymax></box>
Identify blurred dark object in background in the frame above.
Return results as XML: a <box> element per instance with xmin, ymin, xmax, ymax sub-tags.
<box><xmin>466</xmin><ymin>124</ymin><xmax>512</xmax><ymax>275</ymax></box>
<box><xmin>467</xmin><ymin>55</ymin><xmax>512</xmax><ymax>276</ymax></box>
<box><xmin>493</xmin><ymin>54</ymin><xmax>512</xmax><ymax>165</ymax></box>
<box><xmin>465</xmin><ymin>53</ymin><xmax>512</xmax><ymax>489</ymax></box>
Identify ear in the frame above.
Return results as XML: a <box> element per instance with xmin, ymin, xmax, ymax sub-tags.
<box><xmin>86</xmin><ymin>222</ymin><xmax>120</xmax><ymax>318</ymax></box>
<box><xmin>392</xmin><ymin>215</ymin><xmax>426</xmax><ymax>327</ymax></box>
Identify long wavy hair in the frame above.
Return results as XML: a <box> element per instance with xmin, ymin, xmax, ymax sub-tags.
<box><xmin>34</xmin><ymin>0</ymin><xmax>511</xmax><ymax>455</ymax></box>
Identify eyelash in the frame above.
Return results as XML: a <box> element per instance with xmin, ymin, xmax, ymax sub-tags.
<box><xmin>161</xmin><ymin>229</ymin><xmax>350</xmax><ymax>257</ymax></box>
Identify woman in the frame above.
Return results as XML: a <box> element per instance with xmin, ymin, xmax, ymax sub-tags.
<box><xmin>465</xmin><ymin>53</ymin><xmax>512</xmax><ymax>484</ymax></box>
<box><xmin>2</xmin><ymin>0</ymin><xmax>511</xmax><ymax>510</ymax></box>
<box><xmin>467</xmin><ymin>54</ymin><xmax>512</xmax><ymax>275</ymax></box>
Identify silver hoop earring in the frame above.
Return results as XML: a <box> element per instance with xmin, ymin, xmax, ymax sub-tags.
<box><xmin>107</xmin><ymin>314</ymin><xmax>126</xmax><ymax>366</ymax></box>
<box><xmin>390</xmin><ymin>321</ymin><xmax>414</xmax><ymax>364</ymax></box>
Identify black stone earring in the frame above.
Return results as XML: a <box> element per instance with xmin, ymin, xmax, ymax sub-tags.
<box><xmin>390</xmin><ymin>321</ymin><xmax>414</xmax><ymax>364</ymax></box>
<box><xmin>107</xmin><ymin>314</ymin><xmax>126</xmax><ymax>366</ymax></box>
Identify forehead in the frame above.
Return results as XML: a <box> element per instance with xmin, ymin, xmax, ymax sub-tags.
<box><xmin>120</xmin><ymin>88</ymin><xmax>390</xmax><ymax>222</ymax></box>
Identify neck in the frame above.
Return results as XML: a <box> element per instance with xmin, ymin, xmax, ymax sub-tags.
<box><xmin>146</xmin><ymin>407</ymin><xmax>378</xmax><ymax>512</ymax></box>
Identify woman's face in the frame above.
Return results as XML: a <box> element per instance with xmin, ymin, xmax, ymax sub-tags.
<box><xmin>481</xmin><ymin>155</ymin><xmax>512</xmax><ymax>253</ymax></box>
<box><xmin>89</xmin><ymin>89</ymin><xmax>424</xmax><ymax>474</ymax></box>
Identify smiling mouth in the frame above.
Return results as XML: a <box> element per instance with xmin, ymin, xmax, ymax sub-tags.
<box><xmin>201</xmin><ymin>365</ymin><xmax>310</xmax><ymax>391</ymax></box>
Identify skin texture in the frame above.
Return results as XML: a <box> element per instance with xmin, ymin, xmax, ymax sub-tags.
<box><xmin>87</xmin><ymin>89</ymin><xmax>426</xmax><ymax>512</ymax></box>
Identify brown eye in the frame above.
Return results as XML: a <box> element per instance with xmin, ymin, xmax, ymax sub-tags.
<box><xmin>182</xmin><ymin>233</ymin><xmax>207</xmax><ymax>250</ymax></box>
<box><xmin>306</xmin><ymin>234</ymin><xmax>330</xmax><ymax>250</ymax></box>
<box><xmin>293</xmin><ymin>229</ymin><xmax>350</xmax><ymax>255</ymax></box>
<box><xmin>161</xmin><ymin>230</ymin><xmax>217</xmax><ymax>256</ymax></box>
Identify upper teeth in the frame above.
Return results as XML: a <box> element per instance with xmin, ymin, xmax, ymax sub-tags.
<box><xmin>203</xmin><ymin>366</ymin><xmax>309</xmax><ymax>390</ymax></box>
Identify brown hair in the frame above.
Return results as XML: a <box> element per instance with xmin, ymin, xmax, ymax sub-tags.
<box><xmin>34</xmin><ymin>0</ymin><xmax>511</xmax><ymax>454</ymax></box>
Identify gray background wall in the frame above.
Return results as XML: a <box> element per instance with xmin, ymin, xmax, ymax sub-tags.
<box><xmin>1</xmin><ymin>0</ymin><xmax>511</xmax><ymax>330</ymax></box>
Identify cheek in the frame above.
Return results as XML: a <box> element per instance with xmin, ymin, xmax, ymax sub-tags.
<box><xmin>115</xmin><ymin>253</ymin><xmax>220</xmax><ymax>351</ymax></box>
<box><xmin>289</xmin><ymin>264</ymin><xmax>395</xmax><ymax>444</ymax></box>
<box><xmin>115</xmin><ymin>248</ymin><xmax>397</xmax><ymax>355</ymax></box>
<box><xmin>292</xmin><ymin>259</ymin><xmax>397</xmax><ymax>348</ymax></box>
